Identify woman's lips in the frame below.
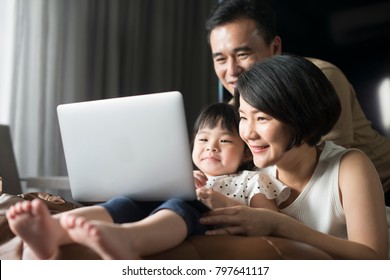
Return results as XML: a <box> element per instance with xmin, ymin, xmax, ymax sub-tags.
<box><xmin>250</xmin><ymin>145</ymin><xmax>269</xmax><ymax>153</ymax></box>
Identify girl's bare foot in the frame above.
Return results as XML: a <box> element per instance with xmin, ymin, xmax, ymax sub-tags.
<box><xmin>6</xmin><ymin>199</ymin><xmax>61</xmax><ymax>259</ymax></box>
<box><xmin>61</xmin><ymin>215</ymin><xmax>141</xmax><ymax>260</ymax></box>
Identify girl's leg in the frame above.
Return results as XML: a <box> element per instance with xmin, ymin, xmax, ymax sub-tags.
<box><xmin>63</xmin><ymin>208</ymin><xmax>187</xmax><ymax>259</ymax></box>
<box><xmin>6</xmin><ymin>198</ymin><xmax>114</xmax><ymax>259</ymax></box>
<box><xmin>63</xmin><ymin>198</ymin><xmax>207</xmax><ymax>259</ymax></box>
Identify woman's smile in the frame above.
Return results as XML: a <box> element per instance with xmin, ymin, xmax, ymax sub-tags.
<box><xmin>249</xmin><ymin>144</ymin><xmax>270</xmax><ymax>154</ymax></box>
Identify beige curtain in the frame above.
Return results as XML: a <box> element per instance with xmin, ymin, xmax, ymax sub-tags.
<box><xmin>6</xmin><ymin>0</ymin><xmax>218</xmax><ymax>178</ymax></box>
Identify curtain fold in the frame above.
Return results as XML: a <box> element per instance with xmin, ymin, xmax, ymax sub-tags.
<box><xmin>0</xmin><ymin>0</ymin><xmax>16</xmax><ymax>124</ymax></box>
<box><xmin>7</xmin><ymin>0</ymin><xmax>218</xmax><ymax>178</ymax></box>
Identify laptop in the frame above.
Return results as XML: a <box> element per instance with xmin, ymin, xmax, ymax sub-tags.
<box><xmin>57</xmin><ymin>91</ymin><xmax>198</xmax><ymax>203</ymax></box>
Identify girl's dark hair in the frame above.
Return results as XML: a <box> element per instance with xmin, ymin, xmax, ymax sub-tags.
<box><xmin>192</xmin><ymin>102</ymin><xmax>253</xmax><ymax>170</ymax></box>
<box><xmin>206</xmin><ymin>0</ymin><xmax>277</xmax><ymax>45</ymax></box>
<box><xmin>234</xmin><ymin>54</ymin><xmax>341</xmax><ymax>149</ymax></box>
<box><xmin>192</xmin><ymin>103</ymin><xmax>240</xmax><ymax>139</ymax></box>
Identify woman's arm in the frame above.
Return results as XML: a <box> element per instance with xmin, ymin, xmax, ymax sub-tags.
<box><xmin>337</xmin><ymin>150</ymin><xmax>388</xmax><ymax>259</ymax></box>
<box><xmin>200</xmin><ymin>151</ymin><xmax>388</xmax><ymax>259</ymax></box>
<box><xmin>200</xmin><ymin>205</ymin><xmax>386</xmax><ymax>259</ymax></box>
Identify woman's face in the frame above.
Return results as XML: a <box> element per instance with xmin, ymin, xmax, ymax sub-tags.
<box><xmin>238</xmin><ymin>96</ymin><xmax>292</xmax><ymax>168</ymax></box>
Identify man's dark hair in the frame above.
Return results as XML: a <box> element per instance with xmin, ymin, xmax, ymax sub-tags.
<box><xmin>205</xmin><ymin>0</ymin><xmax>277</xmax><ymax>45</ymax></box>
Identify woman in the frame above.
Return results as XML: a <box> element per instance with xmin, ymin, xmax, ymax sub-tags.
<box><xmin>200</xmin><ymin>54</ymin><xmax>389</xmax><ymax>259</ymax></box>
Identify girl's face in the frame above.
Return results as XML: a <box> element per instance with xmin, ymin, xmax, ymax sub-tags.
<box><xmin>238</xmin><ymin>96</ymin><xmax>292</xmax><ymax>168</ymax></box>
<box><xmin>192</xmin><ymin>121</ymin><xmax>246</xmax><ymax>176</ymax></box>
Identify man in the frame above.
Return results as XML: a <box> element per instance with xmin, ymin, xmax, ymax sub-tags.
<box><xmin>205</xmin><ymin>0</ymin><xmax>390</xmax><ymax>205</ymax></box>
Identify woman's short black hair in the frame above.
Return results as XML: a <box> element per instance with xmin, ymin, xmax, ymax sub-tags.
<box><xmin>234</xmin><ymin>54</ymin><xmax>341</xmax><ymax>149</ymax></box>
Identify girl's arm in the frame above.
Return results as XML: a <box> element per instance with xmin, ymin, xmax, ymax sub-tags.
<box><xmin>193</xmin><ymin>170</ymin><xmax>208</xmax><ymax>188</ymax></box>
<box><xmin>196</xmin><ymin>187</ymin><xmax>242</xmax><ymax>209</ymax></box>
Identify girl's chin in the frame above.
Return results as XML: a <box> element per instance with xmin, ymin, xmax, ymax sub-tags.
<box><xmin>204</xmin><ymin>168</ymin><xmax>236</xmax><ymax>177</ymax></box>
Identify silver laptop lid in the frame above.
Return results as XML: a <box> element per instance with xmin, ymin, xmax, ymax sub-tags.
<box><xmin>57</xmin><ymin>91</ymin><xmax>195</xmax><ymax>202</ymax></box>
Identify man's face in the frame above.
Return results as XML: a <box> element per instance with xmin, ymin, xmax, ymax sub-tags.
<box><xmin>210</xmin><ymin>17</ymin><xmax>281</xmax><ymax>95</ymax></box>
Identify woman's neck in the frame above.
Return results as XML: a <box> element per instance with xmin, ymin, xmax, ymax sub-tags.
<box><xmin>276</xmin><ymin>144</ymin><xmax>320</xmax><ymax>192</ymax></box>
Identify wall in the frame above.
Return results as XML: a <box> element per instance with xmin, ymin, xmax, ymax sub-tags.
<box><xmin>272</xmin><ymin>0</ymin><xmax>390</xmax><ymax>135</ymax></box>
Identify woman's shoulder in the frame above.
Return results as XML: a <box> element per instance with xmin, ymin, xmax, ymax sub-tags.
<box><xmin>339</xmin><ymin>147</ymin><xmax>374</xmax><ymax>169</ymax></box>
<box><xmin>322</xmin><ymin>141</ymin><xmax>369</xmax><ymax>162</ymax></box>
<box><xmin>320</xmin><ymin>141</ymin><xmax>371</xmax><ymax>168</ymax></box>
<box><xmin>319</xmin><ymin>141</ymin><xmax>346</xmax><ymax>160</ymax></box>
<box><xmin>338</xmin><ymin>145</ymin><xmax>382</xmax><ymax>195</ymax></box>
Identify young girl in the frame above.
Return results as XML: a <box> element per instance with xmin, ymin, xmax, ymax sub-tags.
<box><xmin>200</xmin><ymin>54</ymin><xmax>389</xmax><ymax>259</ymax></box>
<box><xmin>6</xmin><ymin>103</ymin><xmax>290</xmax><ymax>259</ymax></box>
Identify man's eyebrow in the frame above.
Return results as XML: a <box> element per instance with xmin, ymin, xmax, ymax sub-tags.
<box><xmin>212</xmin><ymin>46</ymin><xmax>253</xmax><ymax>58</ymax></box>
<box><xmin>233</xmin><ymin>46</ymin><xmax>253</xmax><ymax>53</ymax></box>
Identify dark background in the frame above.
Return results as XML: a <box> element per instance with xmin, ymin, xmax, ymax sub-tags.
<box><xmin>271</xmin><ymin>0</ymin><xmax>390</xmax><ymax>135</ymax></box>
